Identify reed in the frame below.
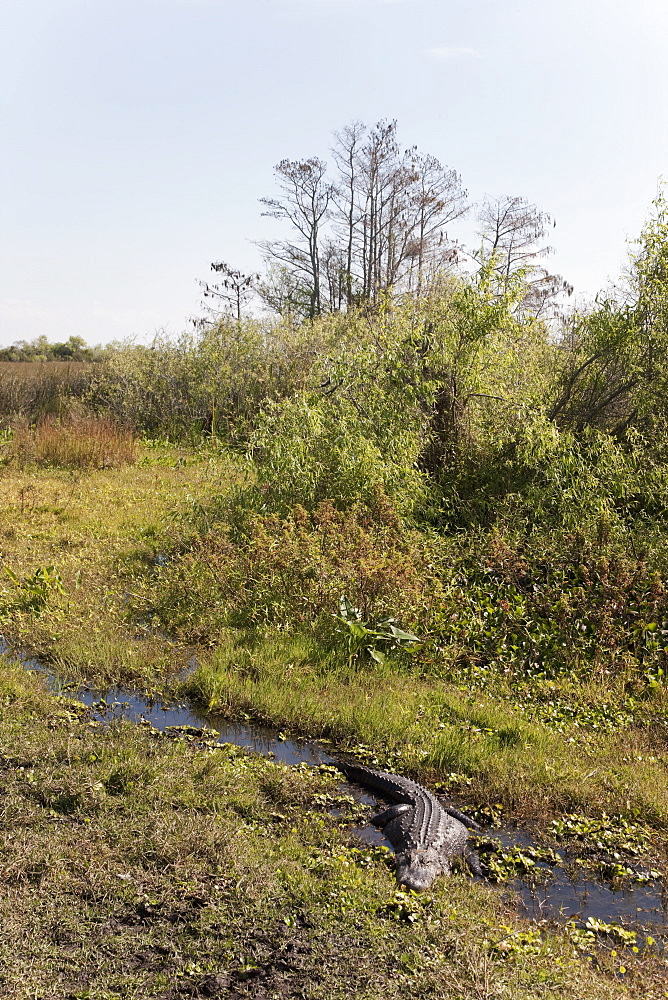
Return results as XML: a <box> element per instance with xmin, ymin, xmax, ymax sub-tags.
<box><xmin>9</xmin><ymin>414</ymin><xmax>137</xmax><ymax>469</ymax></box>
<box><xmin>0</xmin><ymin>361</ymin><xmax>96</xmax><ymax>421</ymax></box>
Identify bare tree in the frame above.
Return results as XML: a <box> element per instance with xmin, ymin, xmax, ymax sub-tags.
<box><xmin>320</xmin><ymin>240</ymin><xmax>348</xmax><ymax>313</ymax></box>
<box><xmin>257</xmin><ymin>120</ymin><xmax>469</xmax><ymax>316</ymax></box>
<box><xmin>403</xmin><ymin>150</ymin><xmax>468</xmax><ymax>295</ymax></box>
<box><xmin>331</xmin><ymin>120</ymin><xmax>468</xmax><ymax>305</ymax></box>
<box><xmin>199</xmin><ymin>261</ymin><xmax>259</xmax><ymax>321</ymax></box>
<box><xmin>477</xmin><ymin>195</ymin><xmax>572</xmax><ymax>317</ymax></box>
<box><xmin>354</xmin><ymin>120</ymin><xmax>411</xmax><ymax>301</ymax></box>
<box><xmin>331</xmin><ymin>120</ymin><xmax>367</xmax><ymax>308</ymax></box>
<box><xmin>522</xmin><ymin>271</ymin><xmax>574</xmax><ymax>320</ymax></box>
<box><xmin>477</xmin><ymin>195</ymin><xmax>553</xmax><ymax>280</ymax></box>
<box><xmin>258</xmin><ymin>158</ymin><xmax>333</xmax><ymax>318</ymax></box>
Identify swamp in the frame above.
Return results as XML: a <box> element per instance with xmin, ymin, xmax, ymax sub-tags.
<box><xmin>3</xmin><ymin>196</ymin><xmax>668</xmax><ymax>998</ymax></box>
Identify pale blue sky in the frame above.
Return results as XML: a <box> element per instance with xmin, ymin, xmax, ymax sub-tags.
<box><xmin>1</xmin><ymin>0</ymin><xmax>667</xmax><ymax>345</ymax></box>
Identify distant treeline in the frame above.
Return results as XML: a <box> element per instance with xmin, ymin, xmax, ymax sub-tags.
<box><xmin>0</xmin><ymin>335</ymin><xmax>108</xmax><ymax>363</ymax></box>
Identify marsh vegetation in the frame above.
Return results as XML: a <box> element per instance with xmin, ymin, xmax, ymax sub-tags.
<box><xmin>2</xmin><ymin>169</ymin><xmax>668</xmax><ymax>995</ymax></box>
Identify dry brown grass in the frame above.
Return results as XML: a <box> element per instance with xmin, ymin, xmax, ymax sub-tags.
<box><xmin>0</xmin><ymin>361</ymin><xmax>93</xmax><ymax>375</ymax></box>
<box><xmin>0</xmin><ymin>361</ymin><xmax>97</xmax><ymax>420</ymax></box>
<box><xmin>8</xmin><ymin>415</ymin><xmax>137</xmax><ymax>469</ymax></box>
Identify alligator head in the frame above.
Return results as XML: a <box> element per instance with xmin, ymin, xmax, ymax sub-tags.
<box><xmin>395</xmin><ymin>848</ymin><xmax>449</xmax><ymax>892</ymax></box>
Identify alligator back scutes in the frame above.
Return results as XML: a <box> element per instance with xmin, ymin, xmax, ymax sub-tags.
<box><xmin>336</xmin><ymin>762</ymin><xmax>453</xmax><ymax>849</ymax></box>
<box><xmin>336</xmin><ymin>761</ymin><xmax>480</xmax><ymax>890</ymax></box>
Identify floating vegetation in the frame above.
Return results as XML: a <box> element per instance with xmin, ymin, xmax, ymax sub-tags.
<box><xmin>547</xmin><ymin>812</ymin><xmax>663</xmax><ymax>887</ymax></box>
<box><xmin>474</xmin><ymin>838</ymin><xmax>563</xmax><ymax>883</ymax></box>
<box><xmin>530</xmin><ymin>698</ymin><xmax>637</xmax><ymax>734</ymax></box>
<box><xmin>490</xmin><ymin>925</ymin><xmax>544</xmax><ymax>958</ymax></box>
<box><xmin>551</xmin><ymin>812</ymin><xmax>650</xmax><ymax>857</ymax></box>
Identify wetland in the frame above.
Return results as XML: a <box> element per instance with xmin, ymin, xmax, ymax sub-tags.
<box><xmin>0</xmin><ymin>439</ymin><xmax>667</xmax><ymax>997</ymax></box>
<box><xmin>5</xmin><ymin>234</ymin><xmax>668</xmax><ymax>997</ymax></box>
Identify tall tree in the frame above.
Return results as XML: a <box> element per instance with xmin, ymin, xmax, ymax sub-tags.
<box><xmin>477</xmin><ymin>195</ymin><xmax>571</xmax><ymax>317</ymax></box>
<box><xmin>331</xmin><ymin>120</ymin><xmax>367</xmax><ymax>308</ymax></box>
<box><xmin>258</xmin><ymin>158</ymin><xmax>333</xmax><ymax>319</ymax></box>
<box><xmin>402</xmin><ymin>149</ymin><xmax>468</xmax><ymax>295</ymax></box>
<box><xmin>477</xmin><ymin>195</ymin><xmax>553</xmax><ymax>280</ymax></box>
<box><xmin>345</xmin><ymin>123</ymin><xmax>468</xmax><ymax>302</ymax></box>
<box><xmin>354</xmin><ymin>119</ymin><xmax>408</xmax><ymax>300</ymax></box>
<box><xmin>258</xmin><ymin>121</ymin><xmax>469</xmax><ymax>317</ymax></box>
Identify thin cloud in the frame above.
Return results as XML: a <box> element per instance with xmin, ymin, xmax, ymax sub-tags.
<box><xmin>427</xmin><ymin>45</ymin><xmax>479</xmax><ymax>59</ymax></box>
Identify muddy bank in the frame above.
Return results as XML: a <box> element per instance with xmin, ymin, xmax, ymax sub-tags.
<box><xmin>5</xmin><ymin>640</ymin><xmax>667</xmax><ymax>946</ymax></box>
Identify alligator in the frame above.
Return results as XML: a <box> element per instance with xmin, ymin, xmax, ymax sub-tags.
<box><xmin>337</xmin><ymin>761</ymin><xmax>482</xmax><ymax>891</ymax></box>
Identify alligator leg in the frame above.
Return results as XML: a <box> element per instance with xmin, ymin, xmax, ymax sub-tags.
<box><xmin>466</xmin><ymin>850</ymin><xmax>483</xmax><ymax>877</ymax></box>
<box><xmin>371</xmin><ymin>803</ymin><xmax>412</xmax><ymax>826</ymax></box>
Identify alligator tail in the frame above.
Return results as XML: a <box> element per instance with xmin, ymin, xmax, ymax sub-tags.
<box><xmin>443</xmin><ymin>806</ymin><xmax>482</xmax><ymax>831</ymax></box>
<box><xmin>335</xmin><ymin>761</ymin><xmax>410</xmax><ymax>801</ymax></box>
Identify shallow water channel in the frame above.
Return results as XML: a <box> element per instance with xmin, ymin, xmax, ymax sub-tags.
<box><xmin>5</xmin><ymin>642</ymin><xmax>668</xmax><ymax>946</ymax></box>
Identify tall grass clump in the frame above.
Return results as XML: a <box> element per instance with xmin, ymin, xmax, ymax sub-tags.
<box><xmin>0</xmin><ymin>361</ymin><xmax>97</xmax><ymax>424</ymax></box>
<box><xmin>8</xmin><ymin>414</ymin><xmax>137</xmax><ymax>469</ymax></box>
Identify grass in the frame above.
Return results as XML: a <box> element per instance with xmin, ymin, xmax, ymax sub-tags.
<box><xmin>183</xmin><ymin>631</ymin><xmax>668</xmax><ymax>826</ymax></box>
<box><xmin>0</xmin><ymin>659</ymin><xmax>663</xmax><ymax>999</ymax></box>
<box><xmin>0</xmin><ymin>445</ymin><xmax>667</xmax><ymax>995</ymax></box>
<box><xmin>7</xmin><ymin>414</ymin><xmax>138</xmax><ymax>469</ymax></box>
<box><xmin>0</xmin><ymin>441</ymin><xmax>242</xmax><ymax>687</ymax></box>
<box><xmin>0</xmin><ymin>361</ymin><xmax>94</xmax><ymax>374</ymax></box>
<box><xmin>0</xmin><ymin>360</ymin><xmax>96</xmax><ymax>421</ymax></box>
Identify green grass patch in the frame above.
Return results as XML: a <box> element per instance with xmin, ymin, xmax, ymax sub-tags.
<box><xmin>182</xmin><ymin>632</ymin><xmax>668</xmax><ymax>831</ymax></box>
<box><xmin>0</xmin><ymin>659</ymin><xmax>661</xmax><ymax>999</ymax></box>
<box><xmin>0</xmin><ymin>444</ymin><xmax>244</xmax><ymax>688</ymax></box>
<box><xmin>1</xmin><ymin>450</ymin><xmax>668</xmax><ymax>996</ymax></box>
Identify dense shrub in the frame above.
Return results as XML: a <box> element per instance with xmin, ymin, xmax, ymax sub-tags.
<box><xmin>143</xmin><ymin>412</ymin><xmax>668</xmax><ymax>687</ymax></box>
<box><xmin>434</xmin><ymin>528</ymin><xmax>668</xmax><ymax>683</ymax></box>
<box><xmin>251</xmin><ymin>392</ymin><xmax>427</xmax><ymax>516</ymax></box>
<box><xmin>438</xmin><ymin>417</ymin><xmax>668</xmax><ymax>532</ymax></box>
<box><xmin>39</xmin><ymin>194</ymin><xmax>668</xmax><ymax>688</ymax></box>
<box><xmin>145</xmin><ymin>490</ymin><xmax>447</xmax><ymax>641</ymax></box>
<box><xmin>92</xmin><ymin>316</ymin><xmax>344</xmax><ymax>443</ymax></box>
